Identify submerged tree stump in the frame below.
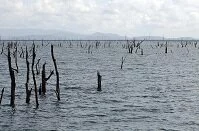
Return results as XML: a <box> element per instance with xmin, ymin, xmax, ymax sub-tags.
<box><xmin>165</xmin><ymin>42</ymin><xmax>168</xmax><ymax>53</ymax></box>
<box><xmin>141</xmin><ymin>48</ymin><xmax>143</xmax><ymax>55</ymax></box>
<box><xmin>97</xmin><ymin>71</ymin><xmax>102</xmax><ymax>91</ymax></box>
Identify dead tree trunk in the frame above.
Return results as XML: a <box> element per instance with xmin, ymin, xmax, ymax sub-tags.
<box><xmin>8</xmin><ymin>46</ymin><xmax>16</xmax><ymax>107</ymax></box>
<box><xmin>141</xmin><ymin>48</ymin><xmax>143</xmax><ymax>55</ymax></box>
<box><xmin>165</xmin><ymin>42</ymin><xmax>168</xmax><ymax>54</ymax></box>
<box><xmin>194</xmin><ymin>42</ymin><xmax>197</xmax><ymax>48</ymax></box>
<box><xmin>25</xmin><ymin>46</ymin><xmax>32</xmax><ymax>104</ymax></box>
<box><xmin>51</xmin><ymin>45</ymin><xmax>60</xmax><ymax>100</ymax></box>
<box><xmin>88</xmin><ymin>45</ymin><xmax>91</xmax><ymax>54</ymax></box>
<box><xmin>121</xmin><ymin>57</ymin><xmax>124</xmax><ymax>69</ymax></box>
<box><xmin>0</xmin><ymin>88</ymin><xmax>4</xmax><ymax>105</ymax></box>
<box><xmin>130</xmin><ymin>45</ymin><xmax>133</xmax><ymax>53</ymax></box>
<box><xmin>36</xmin><ymin>59</ymin><xmax>41</xmax><ymax>75</ymax></box>
<box><xmin>121</xmin><ymin>56</ymin><xmax>126</xmax><ymax>69</ymax></box>
<box><xmin>41</xmin><ymin>63</ymin><xmax>54</xmax><ymax>95</ymax></box>
<box><xmin>32</xmin><ymin>44</ymin><xmax>39</xmax><ymax>107</ymax></box>
<box><xmin>97</xmin><ymin>71</ymin><xmax>102</xmax><ymax>91</ymax></box>
<box><xmin>41</xmin><ymin>63</ymin><xmax>46</xmax><ymax>95</ymax></box>
<box><xmin>19</xmin><ymin>47</ymin><xmax>24</xmax><ymax>58</ymax></box>
<box><xmin>1</xmin><ymin>42</ymin><xmax>4</xmax><ymax>54</ymax></box>
<box><xmin>14</xmin><ymin>44</ymin><xmax>19</xmax><ymax>73</ymax></box>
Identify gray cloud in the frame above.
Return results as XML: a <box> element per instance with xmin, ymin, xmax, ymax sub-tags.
<box><xmin>0</xmin><ymin>0</ymin><xmax>199</xmax><ymax>37</ymax></box>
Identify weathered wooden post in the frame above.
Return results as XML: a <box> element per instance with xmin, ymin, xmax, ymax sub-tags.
<box><xmin>7</xmin><ymin>46</ymin><xmax>16</xmax><ymax>107</ymax></box>
<box><xmin>97</xmin><ymin>71</ymin><xmax>102</xmax><ymax>91</ymax></box>
<box><xmin>51</xmin><ymin>45</ymin><xmax>60</xmax><ymax>100</ymax></box>
<box><xmin>0</xmin><ymin>88</ymin><xmax>4</xmax><ymax>105</ymax></box>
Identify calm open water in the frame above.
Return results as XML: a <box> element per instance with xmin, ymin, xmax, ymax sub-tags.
<box><xmin>1</xmin><ymin>41</ymin><xmax>199</xmax><ymax>130</ymax></box>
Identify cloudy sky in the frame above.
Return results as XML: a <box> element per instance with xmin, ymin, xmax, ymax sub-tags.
<box><xmin>0</xmin><ymin>0</ymin><xmax>199</xmax><ymax>38</ymax></box>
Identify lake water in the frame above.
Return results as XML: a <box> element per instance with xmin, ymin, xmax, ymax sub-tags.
<box><xmin>1</xmin><ymin>40</ymin><xmax>199</xmax><ymax>130</ymax></box>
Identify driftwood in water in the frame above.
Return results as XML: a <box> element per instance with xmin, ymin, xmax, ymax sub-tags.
<box><xmin>31</xmin><ymin>44</ymin><xmax>39</xmax><ymax>107</ymax></box>
<box><xmin>0</xmin><ymin>88</ymin><xmax>4</xmax><ymax>105</ymax></box>
<box><xmin>51</xmin><ymin>45</ymin><xmax>60</xmax><ymax>100</ymax></box>
<box><xmin>97</xmin><ymin>71</ymin><xmax>102</xmax><ymax>91</ymax></box>
<box><xmin>25</xmin><ymin>46</ymin><xmax>32</xmax><ymax>104</ymax></box>
<box><xmin>41</xmin><ymin>63</ymin><xmax>54</xmax><ymax>95</ymax></box>
<box><xmin>7</xmin><ymin>46</ymin><xmax>16</xmax><ymax>107</ymax></box>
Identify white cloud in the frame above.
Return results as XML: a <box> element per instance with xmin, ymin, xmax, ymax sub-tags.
<box><xmin>0</xmin><ymin>0</ymin><xmax>199</xmax><ymax>37</ymax></box>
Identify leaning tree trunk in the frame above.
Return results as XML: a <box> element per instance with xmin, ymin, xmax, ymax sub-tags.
<box><xmin>7</xmin><ymin>46</ymin><xmax>16</xmax><ymax>107</ymax></box>
<box><xmin>51</xmin><ymin>45</ymin><xmax>60</xmax><ymax>100</ymax></box>
<box><xmin>32</xmin><ymin>44</ymin><xmax>39</xmax><ymax>107</ymax></box>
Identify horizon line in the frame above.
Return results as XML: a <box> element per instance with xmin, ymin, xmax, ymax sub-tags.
<box><xmin>0</xmin><ymin>39</ymin><xmax>199</xmax><ymax>42</ymax></box>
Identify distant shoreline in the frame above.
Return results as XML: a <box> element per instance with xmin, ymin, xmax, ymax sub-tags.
<box><xmin>0</xmin><ymin>39</ymin><xmax>198</xmax><ymax>42</ymax></box>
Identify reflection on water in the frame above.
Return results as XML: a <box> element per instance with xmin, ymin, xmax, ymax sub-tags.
<box><xmin>1</xmin><ymin>41</ymin><xmax>199</xmax><ymax>130</ymax></box>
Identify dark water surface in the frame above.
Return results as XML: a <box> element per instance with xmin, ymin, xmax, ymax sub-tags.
<box><xmin>1</xmin><ymin>41</ymin><xmax>199</xmax><ymax>130</ymax></box>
